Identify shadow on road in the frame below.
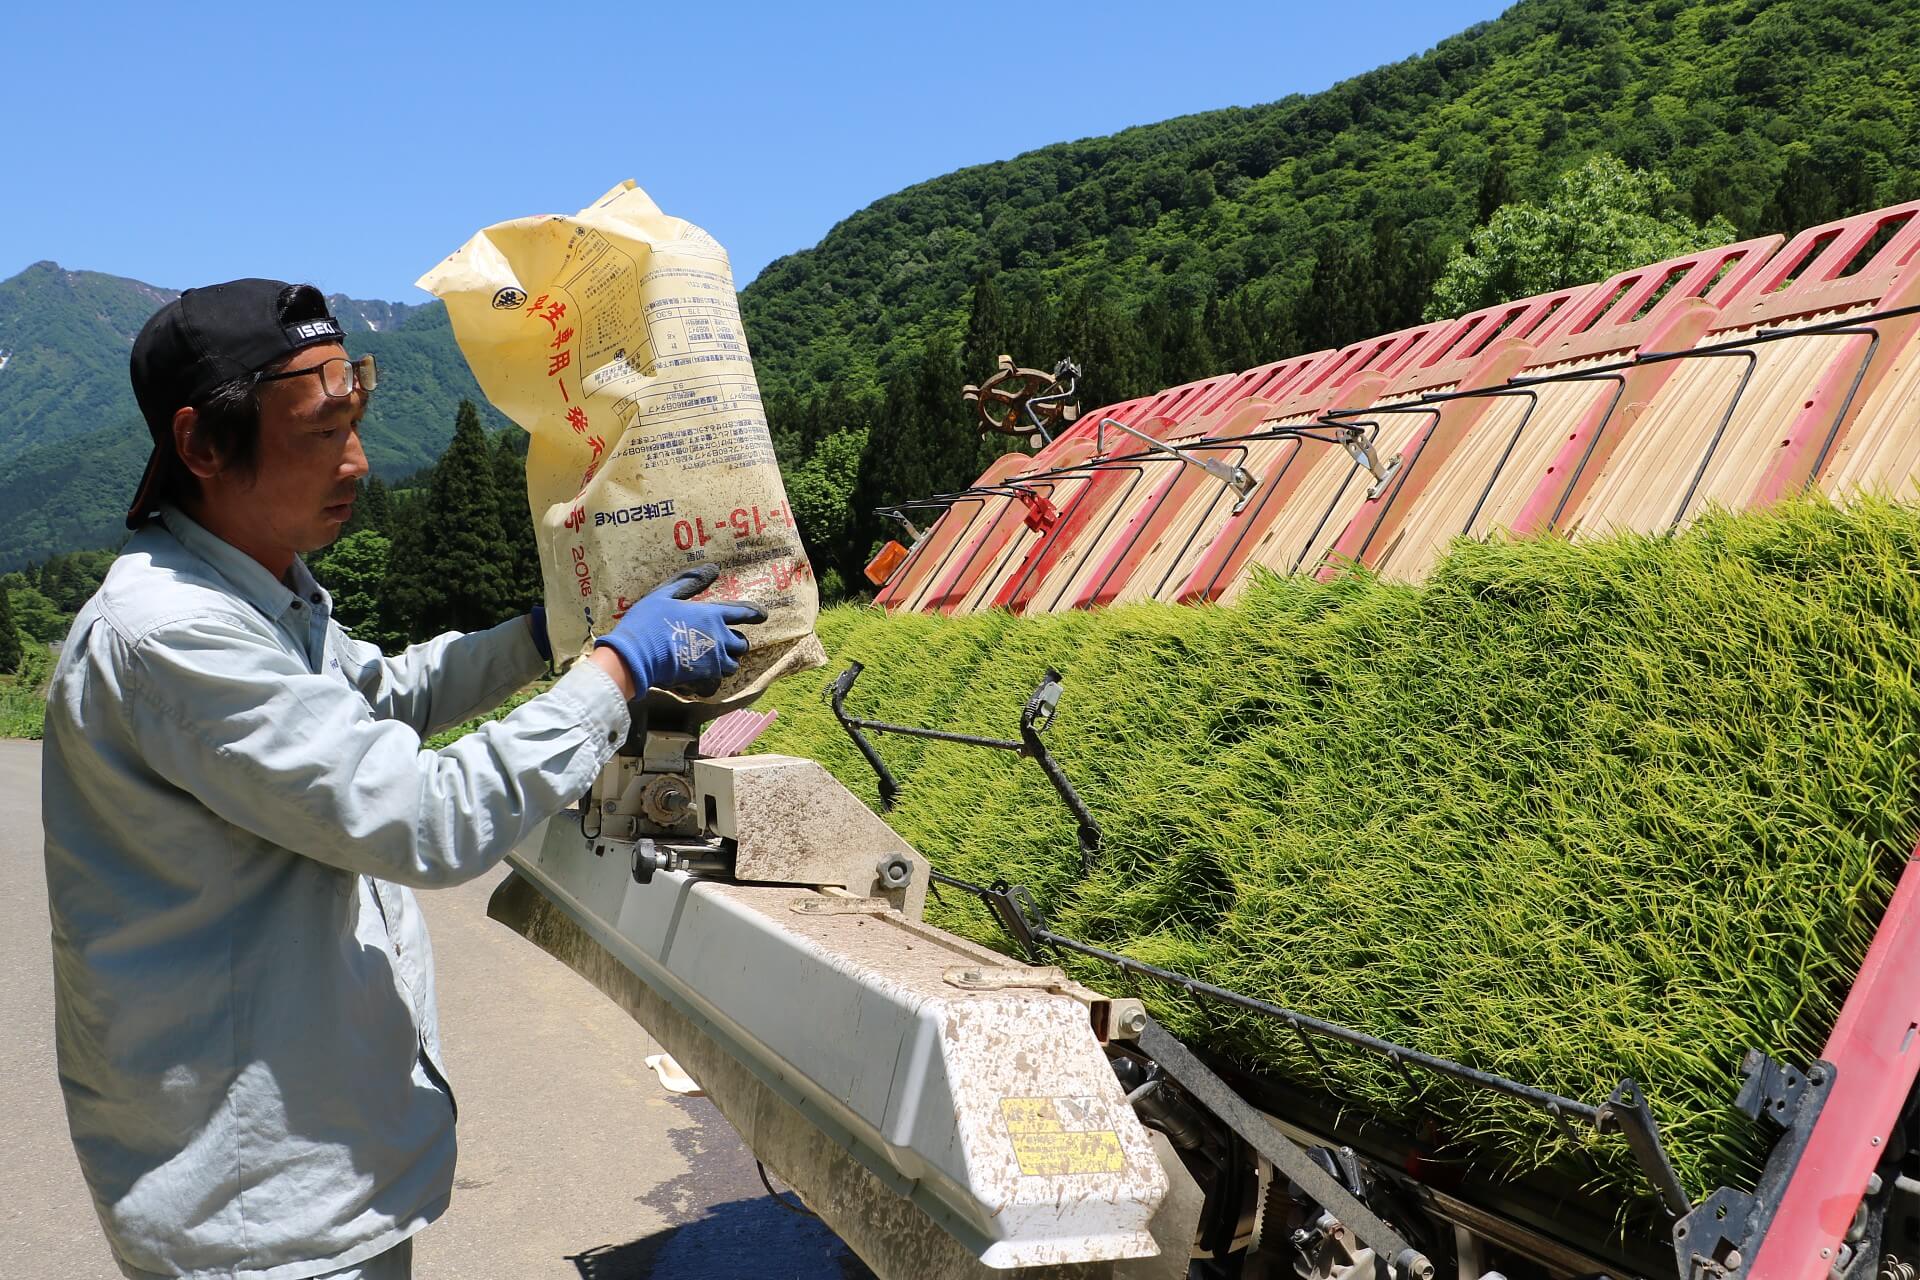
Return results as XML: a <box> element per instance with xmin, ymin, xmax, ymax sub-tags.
<box><xmin>567</xmin><ymin>1194</ymin><xmax>874</xmax><ymax>1279</ymax></box>
<box><xmin>567</xmin><ymin>1094</ymin><xmax>876</xmax><ymax>1279</ymax></box>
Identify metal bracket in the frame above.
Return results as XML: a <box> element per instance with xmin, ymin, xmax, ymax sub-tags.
<box><xmin>941</xmin><ymin>963</ymin><xmax>1147</xmax><ymax>1043</ymax></box>
<box><xmin>789</xmin><ymin>896</ymin><xmax>896</xmax><ymax>917</ymax></box>
<box><xmin>826</xmin><ymin>663</ymin><xmax>1102</xmax><ymax>873</ymax></box>
<box><xmin>1597</xmin><ymin>1078</ymin><xmax>1693</xmax><ymax>1219</ymax></box>
<box><xmin>1097</xmin><ymin>416</ymin><xmax>1262</xmax><ymax>513</ymax></box>
<box><xmin>1672</xmin><ymin>1058</ymin><xmax>1836</xmax><ymax>1280</ymax></box>
<box><xmin>1733</xmin><ymin>1049</ymin><xmax>1810</xmax><ymax>1125</ymax></box>
<box><xmin>1136</xmin><ymin>1018</ymin><xmax>1435</xmax><ymax>1280</ymax></box>
<box><xmin>983</xmin><ymin>877</ymin><xmax>1045</xmax><ymax>960</ymax></box>
<box><xmin>1332</xmin><ymin>426</ymin><xmax>1403</xmax><ymax>499</ymax></box>
<box><xmin>879</xmin><ymin>508</ymin><xmax>926</xmax><ymax>542</ymax></box>
<box><xmin>945</xmin><ymin>963</ymin><xmax>1076</xmax><ymax>990</ymax></box>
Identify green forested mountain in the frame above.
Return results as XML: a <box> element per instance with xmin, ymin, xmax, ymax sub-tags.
<box><xmin>743</xmin><ymin>0</ymin><xmax>1920</xmax><ymax>589</ymax></box>
<box><xmin>0</xmin><ymin>263</ymin><xmax>504</xmax><ymax>568</ymax></box>
<box><xmin>741</xmin><ymin>0</ymin><xmax>1919</xmax><ymax>400</ymax></box>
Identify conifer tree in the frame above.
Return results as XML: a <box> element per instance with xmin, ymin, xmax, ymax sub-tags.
<box><xmin>851</xmin><ymin>342</ymin><xmax>977</xmax><ymax>566</ymax></box>
<box><xmin>1477</xmin><ymin>154</ymin><xmax>1514</xmax><ymax>222</ymax></box>
<box><xmin>377</xmin><ymin>494</ymin><xmax>429</xmax><ymax>649</ymax></box>
<box><xmin>381</xmin><ymin>400</ymin><xmax>513</xmax><ymax>642</ymax></box>
<box><xmin>491</xmin><ymin>430</ymin><xmax>542</xmax><ymax>611</ymax></box>
<box><xmin>427</xmin><ymin>401</ymin><xmax>511</xmax><ymax>634</ymax></box>
<box><xmin>1162</xmin><ymin>303</ymin><xmax>1218</xmax><ymax>387</ymax></box>
<box><xmin>353</xmin><ymin>476</ymin><xmax>394</xmax><ymax>539</ymax></box>
<box><xmin>961</xmin><ymin>273</ymin><xmax>1008</xmax><ymax>384</ymax></box>
<box><xmin>0</xmin><ymin>582</ymin><xmax>22</xmax><ymax>676</ymax></box>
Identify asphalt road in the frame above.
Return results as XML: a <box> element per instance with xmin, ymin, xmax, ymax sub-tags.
<box><xmin>0</xmin><ymin>739</ymin><xmax>869</xmax><ymax>1279</ymax></box>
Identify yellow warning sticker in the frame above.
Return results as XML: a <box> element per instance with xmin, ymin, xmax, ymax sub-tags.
<box><xmin>1000</xmin><ymin>1097</ymin><xmax>1126</xmax><ymax>1176</ymax></box>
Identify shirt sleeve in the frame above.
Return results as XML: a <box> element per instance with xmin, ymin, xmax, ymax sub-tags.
<box><xmin>337</xmin><ymin>614</ymin><xmax>548</xmax><ymax>738</ymax></box>
<box><xmin>117</xmin><ymin>613</ymin><xmax>629</xmax><ymax>889</ymax></box>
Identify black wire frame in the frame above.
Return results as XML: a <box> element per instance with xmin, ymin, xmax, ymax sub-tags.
<box><xmin>924</xmin><ymin>868</ymin><xmax>1695</xmax><ymax>1220</ymax></box>
<box><xmin>879</xmin><ymin>300</ymin><xmax>1919</xmax><ymax>608</ymax></box>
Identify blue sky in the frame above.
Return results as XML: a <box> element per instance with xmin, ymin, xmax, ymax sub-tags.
<box><xmin>0</xmin><ymin>1</ymin><xmax>1509</xmax><ymax>303</ymax></box>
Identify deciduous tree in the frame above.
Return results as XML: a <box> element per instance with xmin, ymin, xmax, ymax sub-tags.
<box><xmin>1426</xmin><ymin>154</ymin><xmax>1739</xmax><ymax>319</ymax></box>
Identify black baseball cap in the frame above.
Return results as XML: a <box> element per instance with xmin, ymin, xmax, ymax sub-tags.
<box><xmin>125</xmin><ymin>279</ymin><xmax>347</xmax><ymax>529</ymax></box>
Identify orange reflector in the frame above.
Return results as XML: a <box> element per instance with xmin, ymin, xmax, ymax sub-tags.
<box><xmin>865</xmin><ymin>540</ymin><xmax>909</xmax><ymax>585</ymax></box>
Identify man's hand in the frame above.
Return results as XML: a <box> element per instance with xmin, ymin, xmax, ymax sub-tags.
<box><xmin>591</xmin><ymin>566</ymin><xmax>766</xmax><ymax>698</ymax></box>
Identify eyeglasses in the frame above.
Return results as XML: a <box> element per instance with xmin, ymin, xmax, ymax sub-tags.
<box><xmin>256</xmin><ymin>354</ymin><xmax>378</xmax><ymax>399</ymax></box>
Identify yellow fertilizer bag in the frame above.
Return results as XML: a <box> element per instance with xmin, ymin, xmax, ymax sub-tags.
<box><xmin>419</xmin><ymin>180</ymin><xmax>825</xmax><ymax>702</ymax></box>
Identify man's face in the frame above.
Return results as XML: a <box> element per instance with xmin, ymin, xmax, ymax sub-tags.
<box><xmin>225</xmin><ymin>342</ymin><xmax>370</xmax><ymax>558</ymax></box>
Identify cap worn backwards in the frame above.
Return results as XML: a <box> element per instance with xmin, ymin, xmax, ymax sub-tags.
<box><xmin>124</xmin><ymin>280</ymin><xmax>346</xmax><ymax>529</ymax></box>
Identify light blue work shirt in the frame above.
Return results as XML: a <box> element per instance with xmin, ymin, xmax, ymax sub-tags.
<box><xmin>41</xmin><ymin>507</ymin><xmax>630</xmax><ymax>1279</ymax></box>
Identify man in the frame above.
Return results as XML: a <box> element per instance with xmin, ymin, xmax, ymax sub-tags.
<box><xmin>41</xmin><ymin>279</ymin><xmax>764</xmax><ymax>1279</ymax></box>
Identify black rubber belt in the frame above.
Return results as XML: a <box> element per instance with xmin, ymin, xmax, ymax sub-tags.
<box><xmin>1136</xmin><ymin>1018</ymin><xmax>1434</xmax><ymax>1280</ymax></box>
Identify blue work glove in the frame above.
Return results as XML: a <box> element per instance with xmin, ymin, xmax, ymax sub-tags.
<box><xmin>529</xmin><ymin>606</ymin><xmax>552</xmax><ymax>662</ymax></box>
<box><xmin>594</xmin><ymin>565</ymin><xmax>767</xmax><ymax>695</ymax></box>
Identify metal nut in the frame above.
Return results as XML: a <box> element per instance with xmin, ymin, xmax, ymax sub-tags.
<box><xmin>637</xmin><ymin>774</ymin><xmax>693</xmax><ymax>825</ymax></box>
<box><xmin>875</xmin><ymin>853</ymin><xmax>913</xmax><ymax>890</ymax></box>
<box><xmin>1121</xmin><ymin>1009</ymin><xmax>1148</xmax><ymax>1036</ymax></box>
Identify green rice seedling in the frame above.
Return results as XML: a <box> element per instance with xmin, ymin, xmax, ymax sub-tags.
<box><xmin>755</xmin><ymin>497</ymin><xmax>1920</xmax><ymax>1207</ymax></box>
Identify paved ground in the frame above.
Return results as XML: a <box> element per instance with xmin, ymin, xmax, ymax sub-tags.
<box><xmin>0</xmin><ymin>739</ymin><xmax>869</xmax><ymax>1279</ymax></box>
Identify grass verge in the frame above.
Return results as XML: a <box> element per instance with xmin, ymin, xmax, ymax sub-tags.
<box><xmin>0</xmin><ymin>643</ymin><xmax>52</xmax><ymax>739</ymax></box>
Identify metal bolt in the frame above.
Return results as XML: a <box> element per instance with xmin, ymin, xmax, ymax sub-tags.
<box><xmin>1873</xmin><ymin>1136</ymin><xmax>1883</xmax><ymax>1147</ymax></box>
<box><xmin>1823</xmin><ymin>1249</ymin><xmax>1833</xmax><ymax>1260</ymax></box>
<box><xmin>962</xmin><ymin>969</ymin><xmax>983</xmax><ymax>983</ymax></box>
<box><xmin>1121</xmin><ymin>1009</ymin><xmax>1149</xmax><ymax>1036</ymax></box>
<box><xmin>1725</xmin><ymin>1250</ymin><xmax>1743</xmax><ymax>1270</ymax></box>
<box><xmin>875</xmin><ymin>853</ymin><xmax>913</xmax><ymax>890</ymax></box>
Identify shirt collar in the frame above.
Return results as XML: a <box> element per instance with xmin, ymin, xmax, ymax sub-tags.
<box><xmin>158</xmin><ymin>506</ymin><xmax>309</xmax><ymax>623</ymax></box>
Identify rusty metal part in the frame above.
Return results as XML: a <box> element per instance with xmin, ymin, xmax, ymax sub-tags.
<box><xmin>964</xmin><ymin>356</ymin><xmax>1082</xmax><ymax>445</ymax></box>
<box><xmin>635</xmin><ymin>773</ymin><xmax>693</xmax><ymax>824</ymax></box>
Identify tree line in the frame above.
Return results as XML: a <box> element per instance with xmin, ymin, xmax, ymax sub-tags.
<box><xmin>769</xmin><ymin>153</ymin><xmax>1734</xmax><ymax>596</ymax></box>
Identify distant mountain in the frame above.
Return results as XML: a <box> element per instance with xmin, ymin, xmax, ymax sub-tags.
<box><xmin>0</xmin><ymin>263</ymin><xmax>503</xmax><ymax>569</ymax></box>
<box><xmin>328</xmin><ymin>295</ymin><xmax>422</xmax><ymax>334</ymax></box>
<box><xmin>0</xmin><ymin>262</ymin><xmax>175</xmax><ymax>469</ymax></box>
